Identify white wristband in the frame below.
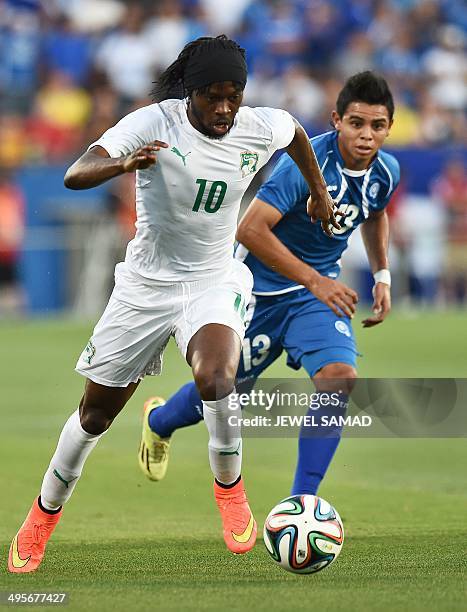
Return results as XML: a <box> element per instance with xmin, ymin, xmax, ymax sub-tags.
<box><xmin>373</xmin><ymin>269</ymin><xmax>391</xmax><ymax>287</ymax></box>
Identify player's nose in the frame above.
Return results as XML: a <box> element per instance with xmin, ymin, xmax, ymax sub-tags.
<box><xmin>360</xmin><ymin>125</ymin><xmax>373</xmax><ymax>140</ymax></box>
<box><xmin>214</xmin><ymin>100</ymin><xmax>231</xmax><ymax>116</ymax></box>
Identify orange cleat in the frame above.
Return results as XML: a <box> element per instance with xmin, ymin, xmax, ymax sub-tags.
<box><xmin>8</xmin><ymin>498</ymin><xmax>62</xmax><ymax>573</ymax></box>
<box><xmin>214</xmin><ymin>477</ymin><xmax>257</xmax><ymax>554</ymax></box>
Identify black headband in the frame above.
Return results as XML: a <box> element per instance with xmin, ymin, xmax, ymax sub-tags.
<box><xmin>184</xmin><ymin>47</ymin><xmax>247</xmax><ymax>92</ymax></box>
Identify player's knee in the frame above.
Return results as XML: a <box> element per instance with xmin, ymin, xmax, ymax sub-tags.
<box><xmin>79</xmin><ymin>396</ymin><xmax>115</xmax><ymax>435</ymax></box>
<box><xmin>78</xmin><ymin>380</ymin><xmax>133</xmax><ymax>434</ymax></box>
<box><xmin>193</xmin><ymin>363</ymin><xmax>236</xmax><ymax>401</ymax></box>
<box><xmin>314</xmin><ymin>363</ymin><xmax>357</xmax><ymax>394</ymax></box>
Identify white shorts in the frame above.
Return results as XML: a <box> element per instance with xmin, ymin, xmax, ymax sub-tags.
<box><xmin>75</xmin><ymin>260</ymin><xmax>253</xmax><ymax>387</ymax></box>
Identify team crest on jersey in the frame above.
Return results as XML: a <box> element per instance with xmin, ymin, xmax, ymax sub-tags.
<box><xmin>369</xmin><ymin>182</ymin><xmax>380</xmax><ymax>198</ymax></box>
<box><xmin>335</xmin><ymin>321</ymin><xmax>351</xmax><ymax>337</ymax></box>
<box><xmin>240</xmin><ymin>151</ymin><xmax>259</xmax><ymax>177</ymax></box>
<box><xmin>83</xmin><ymin>340</ymin><xmax>96</xmax><ymax>365</ymax></box>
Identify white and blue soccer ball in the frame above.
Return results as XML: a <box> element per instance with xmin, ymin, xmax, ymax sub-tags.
<box><xmin>263</xmin><ymin>494</ymin><xmax>344</xmax><ymax>574</ymax></box>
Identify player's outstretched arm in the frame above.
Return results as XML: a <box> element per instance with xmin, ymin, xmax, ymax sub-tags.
<box><xmin>237</xmin><ymin>198</ymin><xmax>357</xmax><ymax>318</ymax></box>
<box><xmin>64</xmin><ymin>141</ymin><xmax>168</xmax><ymax>190</ymax></box>
<box><xmin>361</xmin><ymin>209</ymin><xmax>391</xmax><ymax>327</ymax></box>
<box><xmin>285</xmin><ymin>121</ymin><xmax>340</xmax><ymax>237</ymax></box>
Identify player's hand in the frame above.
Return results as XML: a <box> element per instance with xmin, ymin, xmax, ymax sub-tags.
<box><xmin>308</xmin><ymin>275</ymin><xmax>358</xmax><ymax>318</ymax></box>
<box><xmin>122</xmin><ymin>140</ymin><xmax>169</xmax><ymax>172</ymax></box>
<box><xmin>307</xmin><ymin>191</ymin><xmax>341</xmax><ymax>238</ymax></box>
<box><xmin>362</xmin><ymin>282</ymin><xmax>391</xmax><ymax>327</ymax></box>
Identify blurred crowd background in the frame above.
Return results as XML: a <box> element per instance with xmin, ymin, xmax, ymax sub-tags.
<box><xmin>0</xmin><ymin>0</ymin><xmax>466</xmax><ymax>316</ymax></box>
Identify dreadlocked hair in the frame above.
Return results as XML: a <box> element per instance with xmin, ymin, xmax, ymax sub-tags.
<box><xmin>151</xmin><ymin>35</ymin><xmax>246</xmax><ymax>102</ymax></box>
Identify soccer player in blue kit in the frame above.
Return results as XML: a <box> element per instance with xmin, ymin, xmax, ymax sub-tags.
<box><xmin>139</xmin><ymin>71</ymin><xmax>400</xmax><ymax>524</ymax></box>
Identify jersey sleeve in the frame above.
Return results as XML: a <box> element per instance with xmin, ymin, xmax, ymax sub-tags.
<box><xmin>254</xmin><ymin>107</ymin><xmax>296</xmax><ymax>152</ymax></box>
<box><xmin>376</xmin><ymin>154</ymin><xmax>401</xmax><ymax>210</ymax></box>
<box><xmin>87</xmin><ymin>106</ymin><xmax>160</xmax><ymax>158</ymax></box>
<box><xmin>256</xmin><ymin>152</ymin><xmax>309</xmax><ymax>215</ymax></box>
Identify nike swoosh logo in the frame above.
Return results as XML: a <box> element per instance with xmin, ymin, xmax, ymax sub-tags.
<box><xmin>11</xmin><ymin>534</ymin><xmax>31</xmax><ymax>569</ymax></box>
<box><xmin>231</xmin><ymin>514</ymin><xmax>255</xmax><ymax>544</ymax></box>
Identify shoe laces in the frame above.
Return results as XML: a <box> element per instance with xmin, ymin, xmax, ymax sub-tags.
<box><xmin>20</xmin><ymin>523</ymin><xmax>49</xmax><ymax>554</ymax></box>
<box><xmin>216</xmin><ymin>492</ymin><xmax>249</xmax><ymax>529</ymax></box>
<box><xmin>151</xmin><ymin>438</ymin><xmax>169</xmax><ymax>461</ymax></box>
<box><xmin>32</xmin><ymin>523</ymin><xmax>50</xmax><ymax>546</ymax></box>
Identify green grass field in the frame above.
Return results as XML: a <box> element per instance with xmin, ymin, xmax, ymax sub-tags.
<box><xmin>1</xmin><ymin>311</ymin><xmax>466</xmax><ymax>611</ymax></box>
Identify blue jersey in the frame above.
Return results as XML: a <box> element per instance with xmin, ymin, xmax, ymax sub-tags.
<box><xmin>237</xmin><ymin>130</ymin><xmax>400</xmax><ymax>295</ymax></box>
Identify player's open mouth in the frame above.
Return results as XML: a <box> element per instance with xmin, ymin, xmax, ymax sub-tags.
<box><xmin>212</xmin><ymin>122</ymin><xmax>230</xmax><ymax>135</ymax></box>
<box><xmin>355</xmin><ymin>146</ymin><xmax>373</xmax><ymax>155</ymax></box>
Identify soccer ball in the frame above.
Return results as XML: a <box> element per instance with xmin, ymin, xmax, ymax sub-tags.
<box><xmin>263</xmin><ymin>494</ymin><xmax>344</xmax><ymax>574</ymax></box>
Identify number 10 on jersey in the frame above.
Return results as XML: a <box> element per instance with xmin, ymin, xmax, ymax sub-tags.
<box><xmin>192</xmin><ymin>179</ymin><xmax>227</xmax><ymax>213</ymax></box>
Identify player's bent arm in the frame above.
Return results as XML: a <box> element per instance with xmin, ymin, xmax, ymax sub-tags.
<box><xmin>237</xmin><ymin>199</ymin><xmax>357</xmax><ymax>317</ymax></box>
<box><xmin>285</xmin><ymin>121</ymin><xmax>327</xmax><ymax>201</ymax></box>
<box><xmin>64</xmin><ymin>146</ymin><xmax>124</xmax><ymax>190</ymax></box>
<box><xmin>64</xmin><ymin>140</ymin><xmax>168</xmax><ymax>190</ymax></box>
<box><xmin>360</xmin><ymin>209</ymin><xmax>389</xmax><ymax>273</ymax></box>
<box><xmin>237</xmin><ymin>198</ymin><xmax>322</xmax><ymax>289</ymax></box>
<box><xmin>285</xmin><ymin>120</ymin><xmax>339</xmax><ymax>235</ymax></box>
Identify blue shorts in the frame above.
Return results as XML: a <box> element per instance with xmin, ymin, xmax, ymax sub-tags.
<box><xmin>237</xmin><ymin>287</ymin><xmax>358</xmax><ymax>379</ymax></box>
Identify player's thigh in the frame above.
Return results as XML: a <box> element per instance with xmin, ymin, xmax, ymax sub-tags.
<box><xmin>76</xmin><ymin>279</ymin><xmax>175</xmax><ymax>387</ymax></box>
<box><xmin>176</xmin><ymin>259</ymin><xmax>252</xmax><ymax>363</ymax></box>
<box><xmin>283</xmin><ymin>305</ymin><xmax>358</xmax><ymax>377</ymax></box>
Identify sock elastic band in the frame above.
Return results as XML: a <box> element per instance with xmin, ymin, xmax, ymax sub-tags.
<box><xmin>215</xmin><ymin>475</ymin><xmax>241</xmax><ymax>489</ymax></box>
<box><xmin>38</xmin><ymin>495</ymin><xmax>62</xmax><ymax>515</ymax></box>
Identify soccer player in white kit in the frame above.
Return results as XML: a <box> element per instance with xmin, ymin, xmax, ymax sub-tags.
<box><xmin>8</xmin><ymin>35</ymin><xmax>338</xmax><ymax>572</ymax></box>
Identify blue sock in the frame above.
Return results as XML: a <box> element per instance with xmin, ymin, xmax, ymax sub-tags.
<box><xmin>290</xmin><ymin>391</ymin><xmax>348</xmax><ymax>496</ymax></box>
<box><xmin>148</xmin><ymin>382</ymin><xmax>203</xmax><ymax>438</ymax></box>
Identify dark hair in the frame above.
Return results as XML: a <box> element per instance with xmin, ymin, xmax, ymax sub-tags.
<box><xmin>335</xmin><ymin>71</ymin><xmax>394</xmax><ymax>121</ymax></box>
<box><xmin>151</xmin><ymin>35</ymin><xmax>246</xmax><ymax>102</ymax></box>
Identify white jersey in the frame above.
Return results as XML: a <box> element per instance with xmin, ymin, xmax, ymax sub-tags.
<box><xmin>90</xmin><ymin>98</ymin><xmax>295</xmax><ymax>283</ymax></box>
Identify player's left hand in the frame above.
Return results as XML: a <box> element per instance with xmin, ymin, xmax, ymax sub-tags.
<box><xmin>307</xmin><ymin>192</ymin><xmax>341</xmax><ymax>237</ymax></box>
<box><xmin>362</xmin><ymin>282</ymin><xmax>391</xmax><ymax>327</ymax></box>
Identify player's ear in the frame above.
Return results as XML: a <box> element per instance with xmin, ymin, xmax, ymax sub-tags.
<box><xmin>331</xmin><ymin>110</ymin><xmax>341</xmax><ymax>130</ymax></box>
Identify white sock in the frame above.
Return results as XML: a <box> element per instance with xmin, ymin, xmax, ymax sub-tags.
<box><xmin>40</xmin><ymin>409</ymin><xmax>104</xmax><ymax>510</ymax></box>
<box><xmin>203</xmin><ymin>393</ymin><xmax>242</xmax><ymax>485</ymax></box>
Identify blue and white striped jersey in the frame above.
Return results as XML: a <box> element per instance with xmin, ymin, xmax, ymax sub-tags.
<box><xmin>237</xmin><ymin>130</ymin><xmax>400</xmax><ymax>295</ymax></box>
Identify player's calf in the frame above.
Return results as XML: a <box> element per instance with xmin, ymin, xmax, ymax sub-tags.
<box><xmin>7</xmin><ymin>383</ymin><xmax>129</xmax><ymax>573</ymax></box>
